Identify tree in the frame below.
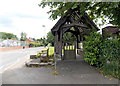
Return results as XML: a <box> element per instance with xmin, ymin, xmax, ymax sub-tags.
<box><xmin>62</xmin><ymin>32</ymin><xmax>77</xmax><ymax>42</ymax></box>
<box><xmin>36</xmin><ymin>38</ymin><xmax>43</xmax><ymax>42</ymax></box>
<box><xmin>46</xmin><ymin>31</ymin><xmax>77</xmax><ymax>45</ymax></box>
<box><xmin>0</xmin><ymin>32</ymin><xmax>18</xmax><ymax>39</ymax></box>
<box><xmin>32</xmin><ymin>38</ymin><xmax>36</xmax><ymax>42</ymax></box>
<box><xmin>46</xmin><ymin>31</ymin><xmax>54</xmax><ymax>46</ymax></box>
<box><xmin>39</xmin><ymin>2</ymin><xmax>120</xmax><ymax>28</ymax></box>
<box><xmin>20</xmin><ymin>32</ymin><xmax>27</xmax><ymax>41</ymax></box>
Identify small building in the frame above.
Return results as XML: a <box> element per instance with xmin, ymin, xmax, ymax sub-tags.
<box><xmin>102</xmin><ymin>26</ymin><xmax>120</xmax><ymax>39</ymax></box>
<box><xmin>26</xmin><ymin>37</ymin><xmax>35</xmax><ymax>43</ymax></box>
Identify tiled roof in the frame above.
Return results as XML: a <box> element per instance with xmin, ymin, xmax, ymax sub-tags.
<box><xmin>102</xmin><ymin>26</ymin><xmax>119</xmax><ymax>34</ymax></box>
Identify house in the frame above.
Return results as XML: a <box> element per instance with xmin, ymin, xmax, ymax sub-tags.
<box><xmin>102</xmin><ymin>26</ymin><xmax>120</xmax><ymax>39</ymax></box>
<box><xmin>26</xmin><ymin>37</ymin><xmax>34</xmax><ymax>43</ymax></box>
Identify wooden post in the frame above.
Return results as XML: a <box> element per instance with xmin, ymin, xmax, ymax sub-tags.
<box><xmin>54</xmin><ymin>32</ymin><xmax>59</xmax><ymax>54</ymax></box>
<box><xmin>54</xmin><ymin>32</ymin><xmax>62</xmax><ymax>59</ymax></box>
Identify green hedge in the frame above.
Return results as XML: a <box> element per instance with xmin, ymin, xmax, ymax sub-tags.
<box><xmin>83</xmin><ymin>32</ymin><xmax>120</xmax><ymax>78</ymax></box>
<box><xmin>83</xmin><ymin>32</ymin><xmax>102</xmax><ymax>66</ymax></box>
<box><xmin>99</xmin><ymin>39</ymin><xmax>120</xmax><ymax>78</ymax></box>
<box><xmin>29</xmin><ymin>42</ymin><xmax>44</xmax><ymax>47</ymax></box>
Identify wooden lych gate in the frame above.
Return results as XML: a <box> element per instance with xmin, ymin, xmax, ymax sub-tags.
<box><xmin>51</xmin><ymin>7</ymin><xmax>99</xmax><ymax>60</ymax></box>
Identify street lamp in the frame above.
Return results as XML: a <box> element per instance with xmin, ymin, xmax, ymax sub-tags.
<box><xmin>42</xmin><ymin>25</ymin><xmax>46</xmax><ymax>38</ymax></box>
<box><xmin>42</xmin><ymin>25</ymin><xmax>46</xmax><ymax>47</ymax></box>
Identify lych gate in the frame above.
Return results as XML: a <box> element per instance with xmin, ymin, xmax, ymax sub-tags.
<box><xmin>51</xmin><ymin>7</ymin><xmax>99</xmax><ymax>60</ymax></box>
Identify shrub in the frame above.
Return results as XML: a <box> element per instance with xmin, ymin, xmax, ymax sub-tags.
<box><xmin>99</xmin><ymin>39</ymin><xmax>119</xmax><ymax>65</ymax></box>
<box><xmin>83</xmin><ymin>32</ymin><xmax>120</xmax><ymax>78</ymax></box>
<box><xmin>101</xmin><ymin>60</ymin><xmax>119</xmax><ymax>79</ymax></box>
<box><xmin>29</xmin><ymin>42</ymin><xmax>44</xmax><ymax>47</ymax></box>
<box><xmin>99</xmin><ymin>39</ymin><xmax>120</xmax><ymax>78</ymax></box>
<box><xmin>83</xmin><ymin>32</ymin><xmax>102</xmax><ymax>65</ymax></box>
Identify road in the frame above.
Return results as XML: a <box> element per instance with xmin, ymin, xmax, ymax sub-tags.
<box><xmin>0</xmin><ymin>47</ymin><xmax>44</xmax><ymax>72</ymax></box>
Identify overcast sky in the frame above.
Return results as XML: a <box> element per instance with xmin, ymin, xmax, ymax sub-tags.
<box><xmin>0</xmin><ymin>0</ymin><xmax>112</xmax><ymax>39</ymax></box>
<box><xmin>0</xmin><ymin>0</ymin><xmax>58</xmax><ymax>39</ymax></box>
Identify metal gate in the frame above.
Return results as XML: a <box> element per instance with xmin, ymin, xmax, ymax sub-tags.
<box><xmin>62</xmin><ymin>42</ymin><xmax>76</xmax><ymax>60</ymax></box>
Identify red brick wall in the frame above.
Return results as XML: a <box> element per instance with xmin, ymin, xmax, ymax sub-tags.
<box><xmin>0</xmin><ymin>46</ymin><xmax>29</xmax><ymax>52</ymax></box>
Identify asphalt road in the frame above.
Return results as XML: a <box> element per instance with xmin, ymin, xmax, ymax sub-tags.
<box><xmin>1</xmin><ymin>47</ymin><xmax>119</xmax><ymax>84</ymax></box>
<box><xmin>0</xmin><ymin>47</ymin><xmax>44</xmax><ymax>72</ymax></box>
<box><xmin>2</xmin><ymin>55</ymin><xmax>119</xmax><ymax>84</ymax></box>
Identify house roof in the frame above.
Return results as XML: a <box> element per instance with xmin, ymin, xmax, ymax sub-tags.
<box><xmin>102</xmin><ymin>26</ymin><xmax>120</xmax><ymax>35</ymax></box>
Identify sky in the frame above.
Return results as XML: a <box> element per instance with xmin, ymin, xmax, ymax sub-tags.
<box><xmin>0</xmin><ymin>0</ymin><xmax>112</xmax><ymax>39</ymax></box>
<box><xmin>0</xmin><ymin>0</ymin><xmax>58</xmax><ymax>39</ymax></box>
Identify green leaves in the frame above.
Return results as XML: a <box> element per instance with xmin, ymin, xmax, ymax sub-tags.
<box><xmin>20</xmin><ymin>32</ymin><xmax>27</xmax><ymax>41</ymax></box>
<box><xmin>101</xmin><ymin>60</ymin><xmax>119</xmax><ymax>79</ymax></box>
<box><xmin>83</xmin><ymin>32</ymin><xmax>120</xmax><ymax>78</ymax></box>
<box><xmin>83</xmin><ymin>32</ymin><xmax>102</xmax><ymax>66</ymax></box>
<box><xmin>0</xmin><ymin>32</ymin><xmax>18</xmax><ymax>40</ymax></box>
<box><xmin>89</xmin><ymin>2</ymin><xmax>120</xmax><ymax>27</ymax></box>
<box><xmin>71</xmin><ymin>4</ymin><xmax>78</xmax><ymax>9</ymax></box>
<box><xmin>46</xmin><ymin>31</ymin><xmax>55</xmax><ymax>46</ymax></box>
<box><xmin>29</xmin><ymin>42</ymin><xmax>43</xmax><ymax>47</ymax></box>
<box><xmin>62</xmin><ymin>32</ymin><xmax>77</xmax><ymax>42</ymax></box>
<box><xmin>39</xmin><ymin>1</ymin><xmax>120</xmax><ymax>27</ymax></box>
<box><xmin>100</xmin><ymin>39</ymin><xmax>120</xmax><ymax>62</ymax></box>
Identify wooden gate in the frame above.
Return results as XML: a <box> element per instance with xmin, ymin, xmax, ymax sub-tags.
<box><xmin>63</xmin><ymin>42</ymin><xmax>76</xmax><ymax>60</ymax></box>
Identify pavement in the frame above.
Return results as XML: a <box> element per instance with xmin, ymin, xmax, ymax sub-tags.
<box><xmin>2</xmin><ymin>55</ymin><xmax>119</xmax><ymax>84</ymax></box>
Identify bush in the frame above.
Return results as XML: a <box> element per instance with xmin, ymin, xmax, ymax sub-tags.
<box><xmin>83</xmin><ymin>32</ymin><xmax>102</xmax><ymax>65</ymax></box>
<box><xmin>101</xmin><ymin>60</ymin><xmax>119</xmax><ymax>78</ymax></box>
<box><xmin>99</xmin><ymin>39</ymin><xmax>119</xmax><ymax>65</ymax></box>
<box><xmin>99</xmin><ymin>39</ymin><xmax>120</xmax><ymax>78</ymax></box>
<box><xmin>29</xmin><ymin>42</ymin><xmax>44</xmax><ymax>47</ymax></box>
<box><xmin>83</xmin><ymin>32</ymin><xmax>120</xmax><ymax>78</ymax></box>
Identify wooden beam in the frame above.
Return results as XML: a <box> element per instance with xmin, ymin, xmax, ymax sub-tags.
<box><xmin>82</xmin><ymin>13</ymin><xmax>99</xmax><ymax>31</ymax></box>
<box><xmin>61</xmin><ymin>27</ymin><xmax>70</xmax><ymax>35</ymax></box>
<box><xmin>51</xmin><ymin>8</ymin><xmax>74</xmax><ymax>33</ymax></box>
<box><xmin>62</xmin><ymin>23</ymin><xmax>87</xmax><ymax>28</ymax></box>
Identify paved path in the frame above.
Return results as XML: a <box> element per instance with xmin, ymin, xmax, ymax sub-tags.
<box><xmin>2</xmin><ymin>55</ymin><xmax>119</xmax><ymax>84</ymax></box>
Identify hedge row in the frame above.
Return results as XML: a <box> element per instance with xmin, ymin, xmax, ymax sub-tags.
<box><xmin>83</xmin><ymin>32</ymin><xmax>120</xmax><ymax>79</ymax></box>
<box><xmin>29</xmin><ymin>42</ymin><xmax>44</xmax><ymax>47</ymax></box>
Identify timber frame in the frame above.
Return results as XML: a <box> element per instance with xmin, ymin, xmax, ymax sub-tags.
<box><xmin>51</xmin><ymin>7</ymin><xmax>99</xmax><ymax>58</ymax></box>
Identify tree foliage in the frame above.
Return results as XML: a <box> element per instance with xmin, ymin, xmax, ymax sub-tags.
<box><xmin>42</xmin><ymin>37</ymin><xmax>48</xmax><ymax>46</ymax></box>
<box><xmin>84</xmin><ymin>32</ymin><xmax>120</xmax><ymax>78</ymax></box>
<box><xmin>20</xmin><ymin>32</ymin><xmax>27</xmax><ymax>41</ymax></box>
<box><xmin>0</xmin><ymin>32</ymin><xmax>18</xmax><ymax>39</ymax></box>
<box><xmin>29</xmin><ymin>42</ymin><xmax>44</xmax><ymax>47</ymax></box>
<box><xmin>39</xmin><ymin>2</ymin><xmax>120</xmax><ymax>27</ymax></box>
<box><xmin>62</xmin><ymin>32</ymin><xmax>77</xmax><ymax>42</ymax></box>
<box><xmin>46</xmin><ymin>31</ymin><xmax>77</xmax><ymax>45</ymax></box>
<box><xmin>83</xmin><ymin>32</ymin><xmax>102</xmax><ymax>65</ymax></box>
<box><xmin>46</xmin><ymin>31</ymin><xmax>55</xmax><ymax>46</ymax></box>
